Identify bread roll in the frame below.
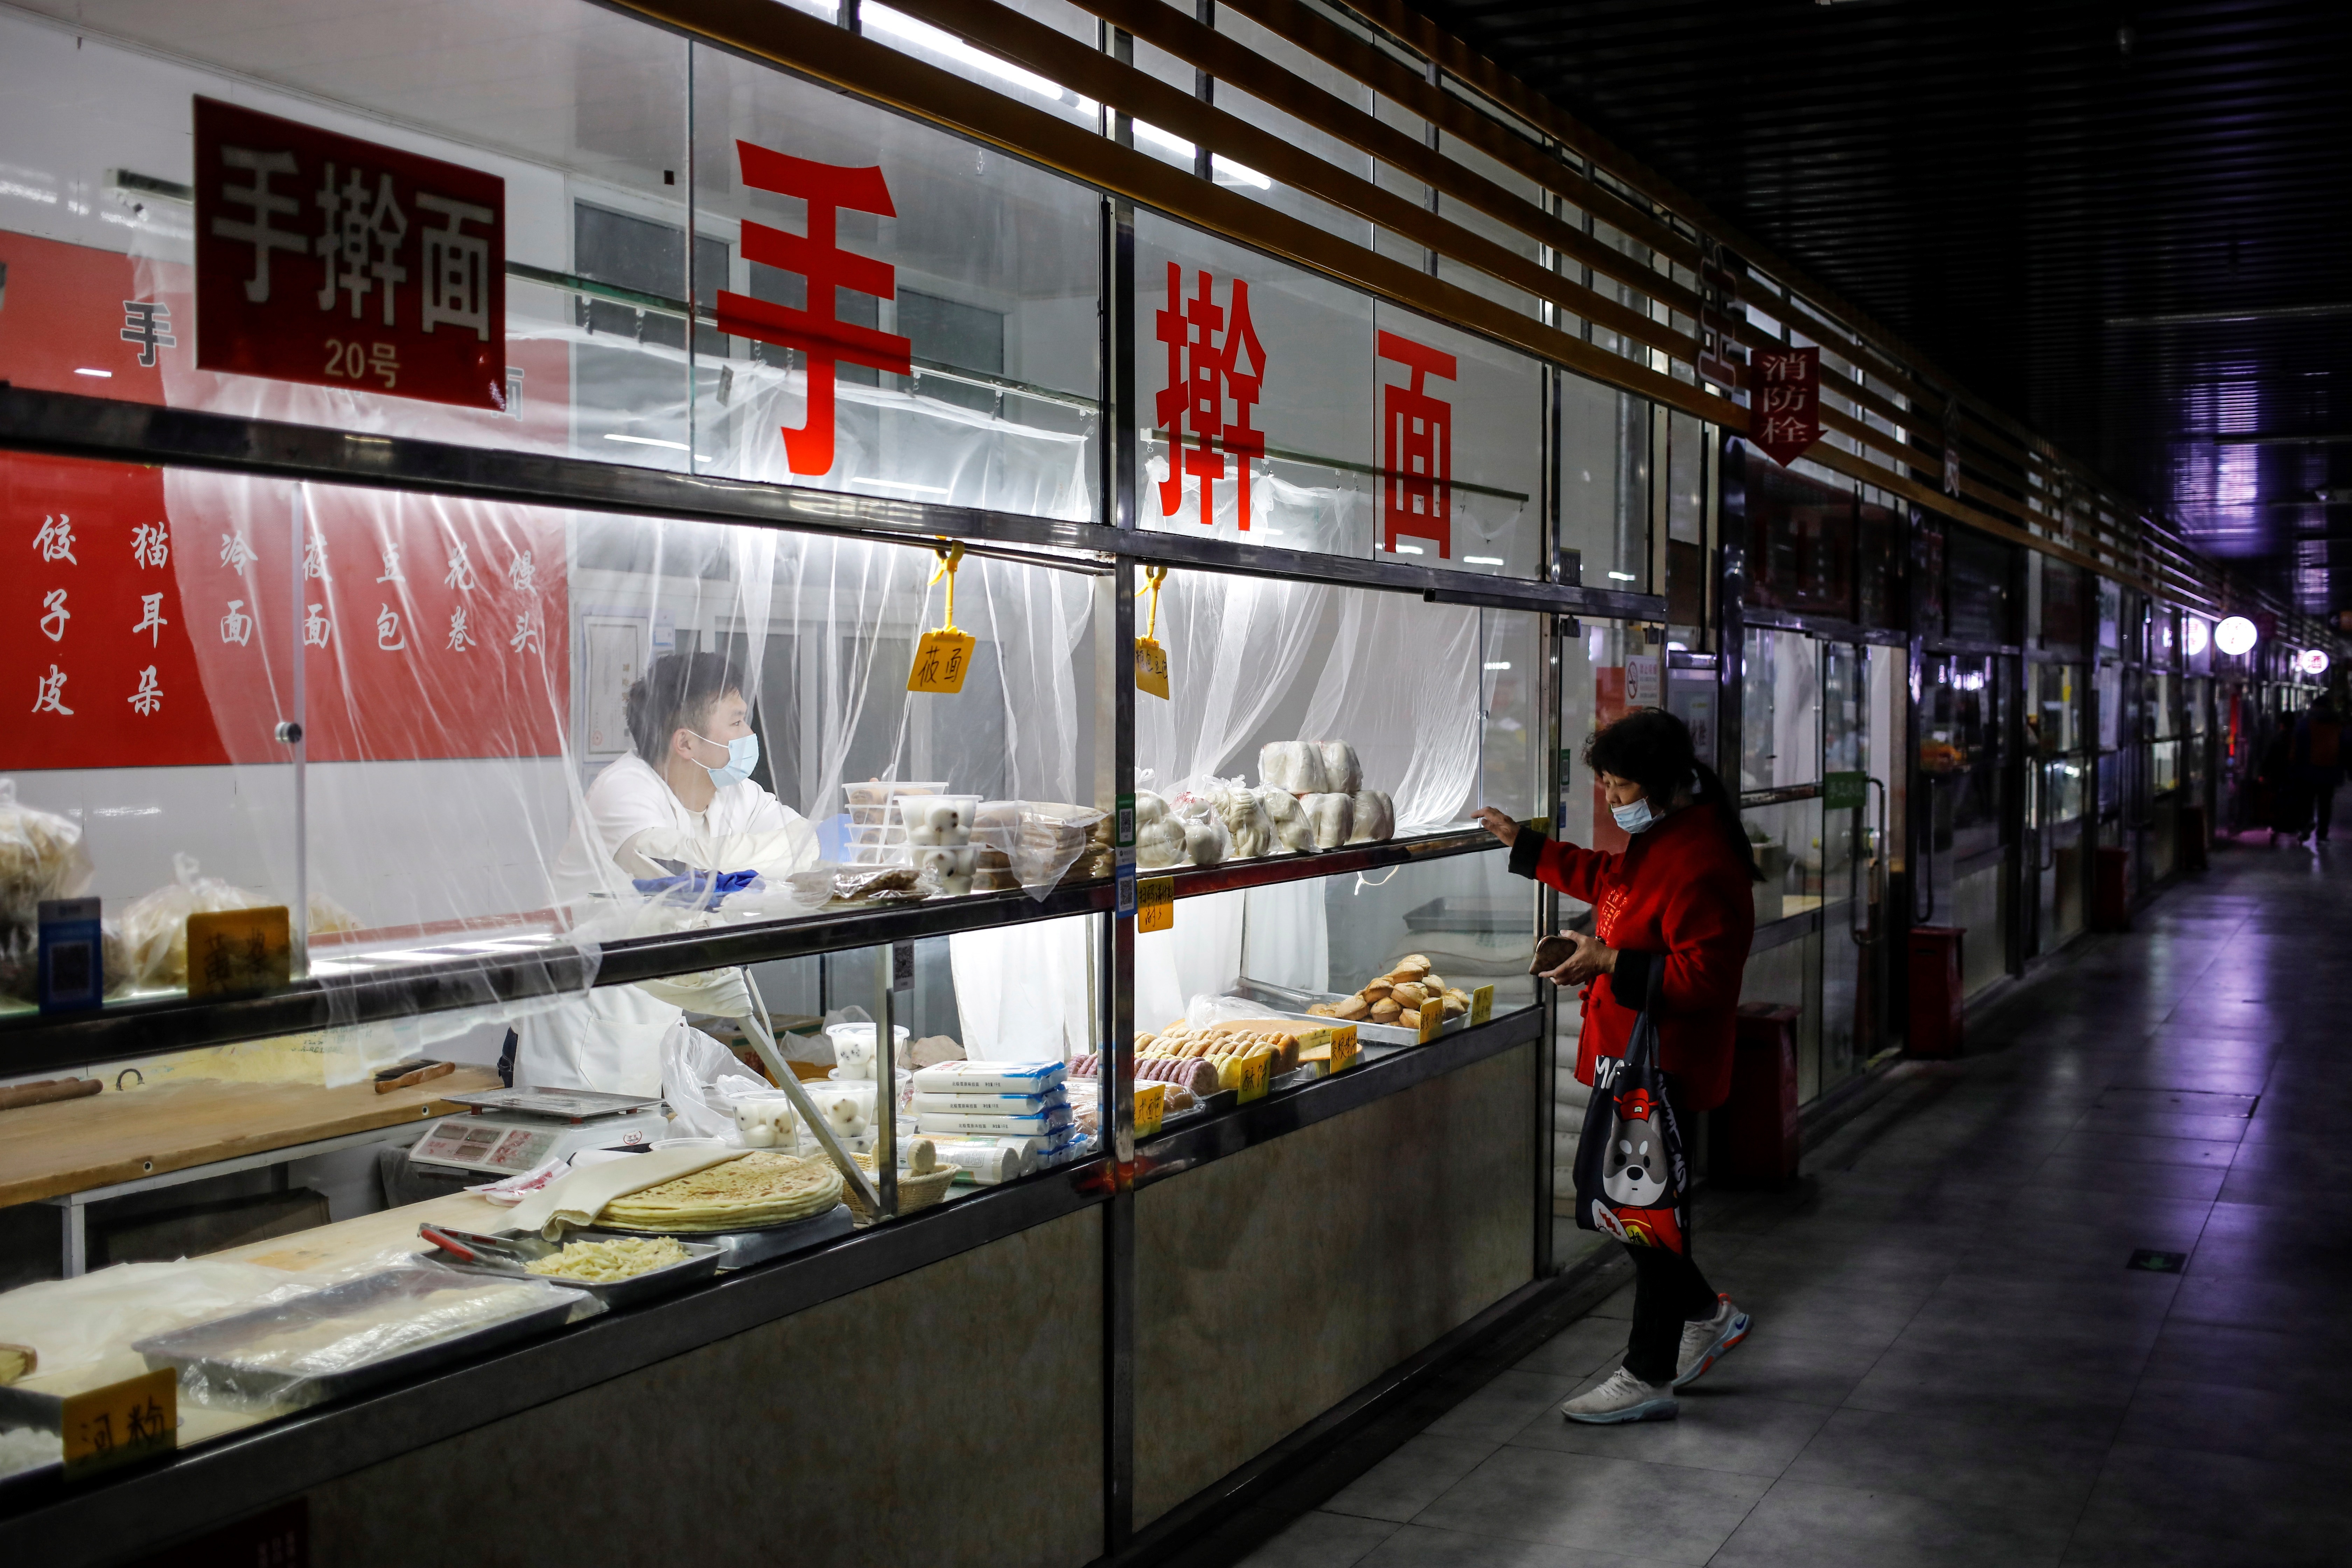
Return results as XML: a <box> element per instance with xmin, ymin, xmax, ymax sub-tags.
<box><xmin>1401</xmin><ymin>953</ymin><xmax>1431</xmax><ymax>968</ymax></box>
<box><xmin>1398</xmin><ymin>1007</ymin><xmax>1421</xmax><ymax>1029</ymax></box>
<box><xmin>1334</xmin><ymin>994</ymin><xmax>1370</xmax><ymax>1021</ymax></box>
<box><xmin>1319</xmin><ymin>741</ymin><xmax>1363</xmax><ymax>795</ymax></box>
<box><xmin>1390</xmin><ymin>982</ymin><xmax>1428</xmax><ymax>1008</ymax></box>
<box><xmin>1258</xmin><ymin>741</ymin><xmax>1329</xmax><ymax>795</ymax></box>
<box><xmin>1344</xmin><ymin>788</ymin><xmax>1393</xmax><ymax>843</ymax></box>
<box><xmin>1370</xmin><ymin>999</ymin><xmax>1401</xmax><ymax>1024</ymax></box>
<box><xmin>1259</xmin><ymin>789</ymin><xmax>1316</xmax><ymax>854</ymax></box>
<box><xmin>1302</xmin><ymin>792</ymin><xmax>1354</xmax><ymax>850</ymax></box>
<box><xmin>1361</xmin><ymin>979</ymin><xmax>1393</xmax><ymax>1002</ymax></box>
<box><xmin>1422</xmin><ymin>972</ymin><xmax>1447</xmax><ymax>994</ymax></box>
<box><xmin>1441</xmin><ymin>995</ymin><xmax>1468</xmax><ymax>1018</ymax></box>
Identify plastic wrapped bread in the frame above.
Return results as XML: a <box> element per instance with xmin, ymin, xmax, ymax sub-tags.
<box><xmin>1259</xmin><ymin>788</ymin><xmax>1315</xmax><ymax>854</ymax></box>
<box><xmin>1169</xmin><ymin>787</ymin><xmax>1232</xmax><ymax>867</ymax></box>
<box><xmin>1302</xmin><ymin>792</ymin><xmax>1354</xmax><ymax>850</ymax></box>
<box><xmin>0</xmin><ymin>779</ymin><xmax>93</xmax><ymax>921</ymax></box>
<box><xmin>1257</xmin><ymin>741</ymin><xmax>1329</xmax><ymax>796</ymax></box>
<box><xmin>1318</xmin><ymin>742</ymin><xmax>1363</xmax><ymax>796</ymax></box>
<box><xmin>1213</xmin><ymin>782</ymin><xmax>1275</xmax><ymax>859</ymax></box>
<box><xmin>1345</xmin><ymin>790</ymin><xmax>1395</xmax><ymax>844</ymax></box>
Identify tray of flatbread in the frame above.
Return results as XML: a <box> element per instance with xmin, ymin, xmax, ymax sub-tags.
<box><xmin>590</xmin><ymin>1150</ymin><xmax>845</xmax><ymax>1234</ymax></box>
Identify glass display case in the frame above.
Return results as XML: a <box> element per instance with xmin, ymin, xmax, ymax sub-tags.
<box><xmin>0</xmin><ymin>0</ymin><xmax>1632</xmax><ymax>1530</ymax></box>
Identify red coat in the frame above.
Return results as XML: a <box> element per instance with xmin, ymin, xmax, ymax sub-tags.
<box><xmin>1511</xmin><ymin>805</ymin><xmax>1756</xmax><ymax>1111</ymax></box>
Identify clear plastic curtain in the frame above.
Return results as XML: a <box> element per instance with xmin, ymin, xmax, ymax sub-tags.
<box><xmin>1298</xmin><ymin>594</ymin><xmax>1483</xmax><ymax>829</ymax></box>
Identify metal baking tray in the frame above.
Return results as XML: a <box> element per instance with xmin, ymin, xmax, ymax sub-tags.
<box><xmin>1223</xmin><ymin>978</ymin><xmax>1469</xmax><ymax>1045</ymax></box>
<box><xmin>422</xmin><ymin>1227</ymin><xmax>722</xmax><ymax>1307</ymax></box>
<box><xmin>131</xmin><ymin>1265</ymin><xmax>582</xmax><ymax>1409</ymax></box>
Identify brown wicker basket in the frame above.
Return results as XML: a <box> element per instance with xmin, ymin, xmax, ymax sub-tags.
<box><xmin>845</xmin><ymin>1152</ymin><xmax>959</xmax><ymax>1223</ymax></box>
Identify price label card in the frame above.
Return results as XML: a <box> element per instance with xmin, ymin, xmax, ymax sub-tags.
<box><xmin>1470</xmin><ymin>984</ymin><xmax>1495</xmax><ymax>1026</ymax></box>
<box><xmin>1823</xmin><ymin>770</ymin><xmax>1869</xmax><ymax>811</ymax></box>
<box><xmin>1231</xmin><ymin>1051</ymin><xmax>1270</xmax><ymax>1103</ymax></box>
<box><xmin>1329</xmin><ymin>1027</ymin><xmax>1359</xmax><ymax>1074</ymax></box>
<box><xmin>906</xmin><ymin>629</ymin><xmax>977</xmax><ymax>693</ymax></box>
<box><xmin>62</xmin><ymin>1366</ymin><xmax>176</xmax><ymax>1480</ymax></box>
<box><xmin>186</xmin><ymin>906</ymin><xmax>292</xmax><ymax>998</ymax></box>
<box><xmin>1136</xmin><ymin>877</ymin><xmax>1175</xmax><ymax>933</ymax></box>
<box><xmin>1132</xmin><ymin>1081</ymin><xmax>1166</xmax><ymax>1137</ymax></box>
<box><xmin>1134</xmin><ymin>636</ymin><xmax>1171</xmax><ymax>700</ymax></box>
<box><xmin>1418</xmin><ymin>1002</ymin><xmax>1443</xmax><ymax>1043</ymax></box>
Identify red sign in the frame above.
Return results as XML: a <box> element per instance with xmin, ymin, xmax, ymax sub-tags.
<box><xmin>1155</xmin><ymin>266</ymin><xmax>1267</xmax><ymax>530</ymax></box>
<box><xmin>1748</xmin><ymin>346</ymin><xmax>1821</xmax><ymax>468</ymax></box>
<box><xmin>1377</xmin><ymin>330</ymin><xmax>1456</xmax><ymax>559</ymax></box>
<box><xmin>716</xmin><ymin>144</ymin><xmax>912</xmax><ymax>477</ymax></box>
<box><xmin>194</xmin><ymin>97</ymin><xmax>506</xmax><ymax>410</ymax></box>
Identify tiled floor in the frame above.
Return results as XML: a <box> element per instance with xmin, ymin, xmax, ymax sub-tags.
<box><xmin>1233</xmin><ymin>836</ymin><xmax>2352</xmax><ymax>1568</ymax></box>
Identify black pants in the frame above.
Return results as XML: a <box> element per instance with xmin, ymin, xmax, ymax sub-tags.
<box><xmin>2316</xmin><ymin>779</ymin><xmax>2339</xmax><ymax>841</ymax></box>
<box><xmin>1623</xmin><ymin>1242</ymin><xmax>1719</xmax><ymax>1384</ymax></box>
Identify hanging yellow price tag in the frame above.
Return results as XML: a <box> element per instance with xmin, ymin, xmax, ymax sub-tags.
<box><xmin>908</xmin><ymin>540</ymin><xmax>975</xmax><ymax>694</ymax></box>
<box><xmin>1133</xmin><ymin>1080</ymin><xmax>1167</xmax><ymax>1137</ymax></box>
<box><xmin>61</xmin><ymin>1367</ymin><xmax>176</xmax><ymax>1479</ymax></box>
<box><xmin>1135</xmin><ymin>565</ymin><xmax>1171</xmax><ymax>700</ymax></box>
<box><xmin>186</xmin><ymin>906</ymin><xmax>292</xmax><ymax>997</ymax></box>
<box><xmin>1470</xmin><ymin>984</ymin><xmax>1495</xmax><ymax>1025</ymax></box>
<box><xmin>1136</xmin><ymin>876</ymin><xmax>1175</xmax><ymax>933</ymax></box>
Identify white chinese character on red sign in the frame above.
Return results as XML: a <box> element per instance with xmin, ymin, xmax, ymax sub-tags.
<box><xmin>1155</xmin><ymin>265</ymin><xmax>1266</xmax><ymax>530</ymax></box>
<box><xmin>444</xmin><ymin>540</ymin><xmax>476</xmax><ymax>593</ymax></box>
<box><xmin>315</xmin><ymin>163</ymin><xmax>409</xmax><ymax>324</ymax></box>
<box><xmin>447</xmin><ymin>606</ymin><xmax>476</xmax><ymax>652</ymax></box>
<box><xmin>40</xmin><ymin>589</ymin><xmax>69</xmax><ymax>643</ymax></box>
<box><xmin>375</xmin><ymin>603</ymin><xmax>406</xmax><ymax>652</ymax></box>
<box><xmin>304</xmin><ymin>603</ymin><xmax>332</xmax><ymax>648</ymax></box>
<box><xmin>509</xmin><ymin>608</ymin><xmax>540</xmax><ymax>655</ymax></box>
<box><xmin>34</xmin><ymin>514</ymin><xmax>76</xmax><ymax>565</ymax></box>
<box><xmin>212</xmin><ymin>146</ymin><xmax>306</xmax><ymax>305</ymax></box>
<box><xmin>416</xmin><ymin>193</ymin><xmax>494</xmax><ymax>341</ymax></box>
<box><xmin>31</xmin><ymin>665</ymin><xmax>72</xmax><ymax>716</ymax></box>
<box><xmin>376</xmin><ymin>543</ymin><xmax>405</xmax><ymax>583</ymax></box>
<box><xmin>131</xmin><ymin>592</ymin><xmax>169</xmax><ymax>647</ymax></box>
<box><xmin>220</xmin><ymin>531</ymin><xmax>258</xmax><ymax>573</ymax></box>
<box><xmin>132</xmin><ymin>522</ymin><xmax>170</xmax><ymax>569</ymax></box>
<box><xmin>220</xmin><ymin>599</ymin><xmax>254</xmax><ymax>647</ymax></box>
<box><xmin>127</xmin><ymin>667</ymin><xmax>163</xmax><ymax>717</ymax></box>
<box><xmin>713</xmin><ymin>144</ymin><xmax>913</xmax><ymax>477</ymax></box>
<box><xmin>304</xmin><ymin>531</ymin><xmax>330</xmax><ymax>581</ymax></box>
<box><xmin>1377</xmin><ymin>331</ymin><xmax>1457</xmax><ymax>560</ymax></box>
<box><xmin>507</xmin><ymin>550</ymin><xmax>535</xmax><ymax>594</ymax></box>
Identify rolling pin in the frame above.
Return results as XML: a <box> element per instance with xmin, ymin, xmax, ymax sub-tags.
<box><xmin>372</xmin><ymin>1059</ymin><xmax>456</xmax><ymax>1094</ymax></box>
<box><xmin>0</xmin><ymin>1077</ymin><xmax>102</xmax><ymax>1112</ymax></box>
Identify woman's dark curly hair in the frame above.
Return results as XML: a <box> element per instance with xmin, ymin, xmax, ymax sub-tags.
<box><xmin>1584</xmin><ymin>708</ymin><xmax>1764</xmax><ymax>882</ymax></box>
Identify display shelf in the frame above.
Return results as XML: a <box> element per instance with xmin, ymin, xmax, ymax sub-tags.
<box><xmin>0</xmin><ymin>831</ymin><xmax>1505</xmax><ymax>1077</ymax></box>
<box><xmin>0</xmin><ymin>387</ymin><xmax>1662</xmax><ymax>622</ymax></box>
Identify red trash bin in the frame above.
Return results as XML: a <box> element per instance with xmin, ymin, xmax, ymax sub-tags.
<box><xmin>1907</xmin><ymin>926</ymin><xmax>1964</xmax><ymax>1059</ymax></box>
<box><xmin>2093</xmin><ymin>846</ymin><xmax>2131</xmax><ymax>931</ymax></box>
<box><xmin>1714</xmin><ymin>1003</ymin><xmax>1801</xmax><ymax>1188</ymax></box>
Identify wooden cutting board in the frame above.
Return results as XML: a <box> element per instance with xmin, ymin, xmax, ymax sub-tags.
<box><xmin>0</xmin><ymin>1068</ymin><xmax>499</xmax><ymax>1208</ymax></box>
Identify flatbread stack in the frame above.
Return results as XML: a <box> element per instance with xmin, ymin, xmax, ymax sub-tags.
<box><xmin>596</xmin><ymin>1152</ymin><xmax>844</xmax><ymax>1233</ymax></box>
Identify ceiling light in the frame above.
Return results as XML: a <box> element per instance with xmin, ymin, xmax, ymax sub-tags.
<box><xmin>1607</xmin><ymin>570</ymin><xmax>1637</xmax><ymax>581</ymax></box>
<box><xmin>1483</xmin><ymin>662</ymin><xmax>1512</xmax><ymax>670</ymax></box>
<box><xmin>75</xmin><ymin>367</ymin><xmax>112</xmax><ymax>377</ymax></box>
<box><xmin>1463</xmin><ymin>555</ymin><xmax>1504</xmax><ymax>565</ymax></box>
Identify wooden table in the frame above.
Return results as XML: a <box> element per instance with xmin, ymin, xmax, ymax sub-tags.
<box><xmin>0</xmin><ymin>1069</ymin><xmax>499</xmax><ymax>1275</ymax></box>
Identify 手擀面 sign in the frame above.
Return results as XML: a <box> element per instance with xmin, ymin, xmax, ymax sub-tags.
<box><xmin>1748</xmin><ymin>346</ymin><xmax>1821</xmax><ymax>468</ymax></box>
<box><xmin>194</xmin><ymin>97</ymin><xmax>506</xmax><ymax>410</ymax></box>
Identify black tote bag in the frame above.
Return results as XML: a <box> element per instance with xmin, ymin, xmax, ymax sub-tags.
<box><xmin>1570</xmin><ymin>960</ymin><xmax>1690</xmax><ymax>1254</ymax></box>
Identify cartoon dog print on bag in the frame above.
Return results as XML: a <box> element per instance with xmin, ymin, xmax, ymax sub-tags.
<box><xmin>1601</xmin><ymin>1085</ymin><xmax>1671</xmax><ymax>1208</ymax></box>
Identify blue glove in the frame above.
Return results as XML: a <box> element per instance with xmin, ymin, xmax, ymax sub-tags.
<box><xmin>632</xmin><ymin>868</ymin><xmax>762</xmax><ymax>908</ymax></box>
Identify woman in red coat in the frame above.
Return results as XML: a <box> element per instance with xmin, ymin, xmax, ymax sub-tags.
<box><xmin>1477</xmin><ymin>708</ymin><xmax>1760</xmax><ymax>1425</ymax></box>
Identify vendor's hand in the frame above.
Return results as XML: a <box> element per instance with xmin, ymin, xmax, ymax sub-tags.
<box><xmin>1543</xmin><ymin>931</ymin><xmax>1618</xmax><ymax>988</ymax></box>
<box><xmin>1474</xmin><ymin>807</ymin><xmax>1520</xmax><ymax>847</ymax></box>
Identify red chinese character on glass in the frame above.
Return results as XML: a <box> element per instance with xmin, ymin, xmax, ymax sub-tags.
<box><xmin>1155</xmin><ymin>265</ymin><xmax>1266</xmax><ymax>530</ymax></box>
<box><xmin>715</xmin><ymin>144</ymin><xmax>913</xmax><ymax>477</ymax></box>
<box><xmin>1377</xmin><ymin>330</ymin><xmax>1456</xmax><ymax>560</ymax></box>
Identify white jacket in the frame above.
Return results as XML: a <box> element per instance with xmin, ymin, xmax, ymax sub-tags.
<box><xmin>517</xmin><ymin>755</ymin><xmax>819</xmax><ymax>1096</ymax></box>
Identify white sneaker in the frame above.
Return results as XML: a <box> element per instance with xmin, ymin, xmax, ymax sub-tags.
<box><xmin>1560</xmin><ymin>1366</ymin><xmax>1678</xmax><ymax>1424</ymax></box>
<box><xmin>1673</xmin><ymin>1295</ymin><xmax>1752</xmax><ymax>1388</ymax></box>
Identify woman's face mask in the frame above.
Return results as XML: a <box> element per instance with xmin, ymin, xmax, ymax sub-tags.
<box><xmin>1611</xmin><ymin>796</ymin><xmax>1658</xmax><ymax>835</ymax></box>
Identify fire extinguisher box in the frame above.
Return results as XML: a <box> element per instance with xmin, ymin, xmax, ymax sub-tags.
<box><xmin>2093</xmin><ymin>846</ymin><xmax>2132</xmax><ymax>931</ymax></box>
<box><xmin>1714</xmin><ymin>1003</ymin><xmax>1802</xmax><ymax>1188</ymax></box>
<box><xmin>1907</xmin><ymin>926</ymin><xmax>1965</xmax><ymax>1059</ymax></box>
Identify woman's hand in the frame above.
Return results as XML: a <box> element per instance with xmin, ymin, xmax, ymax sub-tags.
<box><xmin>1474</xmin><ymin>806</ymin><xmax>1519</xmax><ymax>847</ymax></box>
<box><xmin>1544</xmin><ymin>930</ymin><xmax>1619</xmax><ymax>988</ymax></box>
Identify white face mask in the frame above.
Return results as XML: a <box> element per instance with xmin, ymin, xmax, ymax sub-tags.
<box><xmin>1611</xmin><ymin>796</ymin><xmax>1658</xmax><ymax>835</ymax></box>
<box><xmin>689</xmin><ymin>730</ymin><xmax>759</xmax><ymax>789</ymax></box>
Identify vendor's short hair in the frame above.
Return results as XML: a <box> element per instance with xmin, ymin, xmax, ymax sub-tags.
<box><xmin>626</xmin><ymin>651</ymin><xmax>743</xmax><ymax>768</ymax></box>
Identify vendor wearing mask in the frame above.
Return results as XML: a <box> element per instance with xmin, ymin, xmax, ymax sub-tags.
<box><xmin>511</xmin><ymin>651</ymin><xmax>819</xmax><ymax>1096</ymax></box>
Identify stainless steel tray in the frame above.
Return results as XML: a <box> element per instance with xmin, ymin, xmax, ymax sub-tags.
<box><xmin>132</xmin><ymin>1265</ymin><xmax>583</xmax><ymax>1409</ymax></box>
<box><xmin>424</xmin><ymin>1227</ymin><xmax>723</xmax><ymax>1307</ymax></box>
<box><xmin>1224</xmin><ymin>978</ymin><xmax>1469</xmax><ymax>1045</ymax></box>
